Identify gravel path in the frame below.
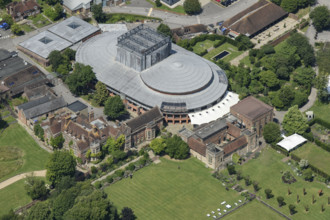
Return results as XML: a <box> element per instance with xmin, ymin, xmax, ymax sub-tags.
<box><xmin>0</xmin><ymin>170</ymin><xmax>46</xmax><ymax>190</ymax></box>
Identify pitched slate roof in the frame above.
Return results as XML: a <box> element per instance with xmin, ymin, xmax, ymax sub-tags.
<box><xmin>223</xmin><ymin>0</ymin><xmax>287</xmax><ymax>37</ymax></box>
<box><xmin>194</xmin><ymin>118</ymin><xmax>227</xmax><ymax>140</ymax></box>
<box><xmin>125</xmin><ymin>106</ymin><xmax>163</xmax><ymax>132</ymax></box>
<box><xmin>17</xmin><ymin>95</ymin><xmax>51</xmax><ymax>110</ymax></box>
<box><xmin>230</xmin><ymin>96</ymin><xmax>273</xmax><ymax>121</ymax></box>
<box><xmin>23</xmin><ymin>96</ymin><xmax>67</xmax><ymax>119</ymax></box>
<box><xmin>63</xmin><ymin>0</ymin><xmax>91</xmax><ymax>11</ymax></box>
<box><xmin>67</xmin><ymin>100</ymin><xmax>88</xmax><ymax>113</ymax></box>
<box><xmin>171</xmin><ymin>24</ymin><xmax>208</xmax><ymax>37</ymax></box>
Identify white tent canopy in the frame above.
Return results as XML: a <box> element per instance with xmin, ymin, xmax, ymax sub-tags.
<box><xmin>277</xmin><ymin>133</ymin><xmax>307</xmax><ymax>151</ymax></box>
<box><xmin>189</xmin><ymin>92</ymin><xmax>239</xmax><ymax>125</ymax></box>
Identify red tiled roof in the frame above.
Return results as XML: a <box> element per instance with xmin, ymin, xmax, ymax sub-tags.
<box><xmin>223</xmin><ymin>0</ymin><xmax>287</xmax><ymax>37</ymax></box>
<box><xmin>227</xmin><ymin>123</ymin><xmax>241</xmax><ymax>138</ymax></box>
<box><xmin>223</xmin><ymin>136</ymin><xmax>247</xmax><ymax>155</ymax></box>
<box><xmin>230</xmin><ymin>96</ymin><xmax>273</xmax><ymax>121</ymax></box>
<box><xmin>187</xmin><ymin>136</ymin><xmax>206</xmax><ymax>157</ymax></box>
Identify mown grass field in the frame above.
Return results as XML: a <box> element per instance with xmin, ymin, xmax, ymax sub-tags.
<box><xmin>0</xmin><ymin>123</ymin><xmax>49</xmax><ymax>182</ymax></box>
<box><xmin>105</xmin><ymin>158</ymin><xmax>244</xmax><ymax>220</ymax></box>
<box><xmin>193</xmin><ymin>39</ymin><xmax>218</xmax><ymax>54</ymax></box>
<box><xmin>292</xmin><ymin>142</ymin><xmax>330</xmax><ymax>176</ymax></box>
<box><xmin>309</xmin><ymin>102</ymin><xmax>330</xmax><ymax>124</ymax></box>
<box><xmin>0</xmin><ymin>177</ymin><xmax>46</xmax><ymax>215</ymax></box>
<box><xmin>235</xmin><ymin>147</ymin><xmax>330</xmax><ymax>220</ymax></box>
<box><xmin>204</xmin><ymin>42</ymin><xmax>244</xmax><ymax>63</ymax></box>
<box><xmin>224</xmin><ymin>200</ymin><xmax>285</xmax><ymax>220</ymax></box>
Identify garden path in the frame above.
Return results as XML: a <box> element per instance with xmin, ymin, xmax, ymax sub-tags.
<box><xmin>0</xmin><ymin>170</ymin><xmax>46</xmax><ymax>190</ymax></box>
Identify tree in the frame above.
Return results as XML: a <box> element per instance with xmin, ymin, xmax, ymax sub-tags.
<box><xmin>165</xmin><ymin>135</ymin><xmax>190</xmax><ymax>159</ymax></box>
<box><xmin>236</xmin><ymin>35</ymin><xmax>254</xmax><ymax>49</ymax></box>
<box><xmin>253</xmin><ymin>181</ymin><xmax>260</xmax><ymax>192</ymax></box>
<box><xmin>56</xmin><ymin>176</ymin><xmax>76</xmax><ymax>193</ymax></box>
<box><xmin>44</xmin><ymin>4</ymin><xmax>63</xmax><ymax>21</ymax></box>
<box><xmin>282</xmin><ymin>105</ymin><xmax>308</xmax><ymax>135</ymax></box>
<box><xmin>271</xmin><ymin>0</ymin><xmax>282</xmax><ymax>5</ymax></box>
<box><xmin>299</xmin><ymin>159</ymin><xmax>309</xmax><ymax>169</ymax></box>
<box><xmin>303</xmin><ymin>168</ymin><xmax>313</xmax><ymax>181</ymax></box>
<box><xmin>26</xmin><ymin>201</ymin><xmax>51</xmax><ymax>220</ymax></box>
<box><xmin>289</xmin><ymin>204</ymin><xmax>296</xmax><ymax>215</ymax></box>
<box><xmin>0</xmin><ymin>210</ymin><xmax>22</xmax><ymax>220</ymax></box>
<box><xmin>50</xmin><ymin>134</ymin><xmax>65</xmax><ymax>150</ymax></box>
<box><xmin>11</xmin><ymin>23</ymin><xmax>23</xmax><ymax>35</ymax></box>
<box><xmin>155</xmin><ymin>0</ymin><xmax>162</xmax><ymax>7</ymax></box>
<box><xmin>121</xmin><ymin>207</ymin><xmax>136</xmax><ymax>220</ymax></box>
<box><xmin>49</xmin><ymin>51</ymin><xmax>63</xmax><ymax>72</ymax></box>
<box><xmin>51</xmin><ymin>187</ymin><xmax>81</xmax><ymax>219</ymax></box>
<box><xmin>157</xmin><ymin>23</ymin><xmax>172</xmax><ymax>37</ymax></box>
<box><xmin>44</xmin><ymin>0</ymin><xmax>61</xmax><ymax>5</ymax></box>
<box><xmin>150</xmin><ymin>138</ymin><xmax>166</xmax><ymax>155</ymax></box>
<box><xmin>310</xmin><ymin>6</ymin><xmax>330</xmax><ymax>32</ymax></box>
<box><xmin>278</xmin><ymin>85</ymin><xmax>295</xmax><ymax>108</ymax></box>
<box><xmin>63</xmin><ymin>48</ymin><xmax>76</xmax><ymax>61</ymax></box>
<box><xmin>0</xmin><ymin>0</ymin><xmax>11</xmax><ymax>9</ymax></box>
<box><xmin>46</xmin><ymin>151</ymin><xmax>76</xmax><ymax>186</ymax></box>
<box><xmin>277</xmin><ymin>196</ymin><xmax>285</xmax><ymax>207</ymax></box>
<box><xmin>92</xmin><ymin>4</ymin><xmax>106</xmax><ymax>23</ymax></box>
<box><xmin>183</xmin><ymin>0</ymin><xmax>201</xmax><ymax>15</ymax></box>
<box><xmin>259</xmin><ymin>70</ymin><xmax>279</xmax><ymax>89</ymax></box>
<box><xmin>263</xmin><ymin>122</ymin><xmax>281</xmax><ymax>143</ymax></box>
<box><xmin>287</xmin><ymin>33</ymin><xmax>315</xmax><ymax>67</ymax></box>
<box><xmin>25</xmin><ymin>177</ymin><xmax>48</xmax><ymax>200</ymax></box>
<box><xmin>227</xmin><ymin>165</ymin><xmax>236</xmax><ymax>175</ymax></box>
<box><xmin>63</xmin><ymin>190</ymin><xmax>118</xmax><ymax>220</ymax></box>
<box><xmin>94</xmin><ymin>81</ymin><xmax>109</xmax><ymax>106</ymax></box>
<box><xmin>0</xmin><ymin>114</ymin><xmax>7</xmax><ymax>129</ymax></box>
<box><xmin>65</xmin><ymin>63</ymin><xmax>96</xmax><ymax>95</ymax></box>
<box><xmin>265</xmin><ymin>189</ymin><xmax>273</xmax><ymax>199</ymax></box>
<box><xmin>103</xmin><ymin>95</ymin><xmax>127</xmax><ymax>120</ymax></box>
<box><xmin>280</xmin><ymin>0</ymin><xmax>298</xmax><ymax>13</ymax></box>
<box><xmin>2</xmin><ymin>13</ymin><xmax>14</xmax><ymax>25</ymax></box>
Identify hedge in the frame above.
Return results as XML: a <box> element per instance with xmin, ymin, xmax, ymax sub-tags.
<box><xmin>302</xmin><ymin>132</ymin><xmax>314</xmax><ymax>142</ymax></box>
<box><xmin>178</xmin><ymin>34</ymin><xmax>249</xmax><ymax>51</ymax></box>
<box><xmin>314</xmin><ymin>139</ymin><xmax>330</xmax><ymax>152</ymax></box>
<box><xmin>291</xmin><ymin>154</ymin><xmax>330</xmax><ymax>180</ymax></box>
<box><xmin>270</xmin><ymin>143</ymin><xmax>289</xmax><ymax>156</ymax></box>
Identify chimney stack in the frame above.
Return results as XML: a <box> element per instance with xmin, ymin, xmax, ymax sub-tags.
<box><xmin>89</xmin><ymin>111</ymin><xmax>94</xmax><ymax>122</ymax></box>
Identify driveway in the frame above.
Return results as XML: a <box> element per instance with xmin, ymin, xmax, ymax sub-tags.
<box><xmin>0</xmin><ymin>170</ymin><xmax>46</xmax><ymax>190</ymax></box>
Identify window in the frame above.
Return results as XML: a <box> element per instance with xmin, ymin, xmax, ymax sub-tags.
<box><xmin>67</xmin><ymin>22</ymin><xmax>81</xmax><ymax>29</ymax></box>
<box><xmin>208</xmin><ymin>155</ymin><xmax>213</xmax><ymax>164</ymax></box>
<box><xmin>39</xmin><ymin>37</ymin><xmax>53</xmax><ymax>44</ymax></box>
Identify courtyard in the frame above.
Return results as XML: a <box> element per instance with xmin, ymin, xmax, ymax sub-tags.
<box><xmin>105</xmin><ymin>157</ymin><xmax>244</xmax><ymax>220</ymax></box>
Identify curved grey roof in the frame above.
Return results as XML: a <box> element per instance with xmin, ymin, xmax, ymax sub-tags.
<box><xmin>76</xmin><ymin>31</ymin><xmax>228</xmax><ymax>113</ymax></box>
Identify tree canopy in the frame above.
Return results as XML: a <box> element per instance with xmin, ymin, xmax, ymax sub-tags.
<box><xmin>0</xmin><ymin>0</ymin><xmax>11</xmax><ymax>9</ymax></box>
<box><xmin>103</xmin><ymin>95</ymin><xmax>127</xmax><ymax>120</ymax></box>
<box><xmin>165</xmin><ymin>135</ymin><xmax>190</xmax><ymax>159</ymax></box>
<box><xmin>94</xmin><ymin>81</ymin><xmax>109</xmax><ymax>106</ymax></box>
<box><xmin>150</xmin><ymin>138</ymin><xmax>166</xmax><ymax>155</ymax></box>
<box><xmin>92</xmin><ymin>4</ymin><xmax>106</xmax><ymax>23</ymax></box>
<box><xmin>282</xmin><ymin>105</ymin><xmax>308</xmax><ymax>135</ymax></box>
<box><xmin>44</xmin><ymin>3</ymin><xmax>63</xmax><ymax>21</ymax></box>
<box><xmin>63</xmin><ymin>190</ymin><xmax>118</xmax><ymax>220</ymax></box>
<box><xmin>263</xmin><ymin>122</ymin><xmax>281</xmax><ymax>143</ymax></box>
<box><xmin>50</xmin><ymin>134</ymin><xmax>65</xmax><ymax>150</ymax></box>
<box><xmin>26</xmin><ymin>202</ymin><xmax>51</xmax><ymax>220</ymax></box>
<box><xmin>65</xmin><ymin>63</ymin><xmax>96</xmax><ymax>95</ymax></box>
<box><xmin>121</xmin><ymin>207</ymin><xmax>136</xmax><ymax>220</ymax></box>
<box><xmin>310</xmin><ymin>6</ymin><xmax>330</xmax><ymax>32</ymax></box>
<box><xmin>46</xmin><ymin>151</ymin><xmax>76</xmax><ymax>186</ymax></box>
<box><xmin>280</xmin><ymin>0</ymin><xmax>298</xmax><ymax>13</ymax></box>
<box><xmin>25</xmin><ymin>177</ymin><xmax>48</xmax><ymax>200</ymax></box>
<box><xmin>183</xmin><ymin>0</ymin><xmax>201</xmax><ymax>15</ymax></box>
<box><xmin>157</xmin><ymin>23</ymin><xmax>172</xmax><ymax>37</ymax></box>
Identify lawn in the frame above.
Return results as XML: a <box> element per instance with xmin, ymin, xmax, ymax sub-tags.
<box><xmin>0</xmin><ymin>124</ymin><xmax>49</xmax><ymax>182</ymax></box>
<box><xmin>309</xmin><ymin>102</ymin><xmax>330</xmax><ymax>124</ymax></box>
<box><xmin>292</xmin><ymin>142</ymin><xmax>330</xmax><ymax>176</ymax></box>
<box><xmin>146</xmin><ymin>0</ymin><xmax>185</xmax><ymax>14</ymax></box>
<box><xmin>105</xmin><ymin>157</ymin><xmax>244</xmax><ymax>220</ymax></box>
<box><xmin>235</xmin><ymin>147</ymin><xmax>330</xmax><ymax>220</ymax></box>
<box><xmin>224</xmin><ymin>200</ymin><xmax>285</xmax><ymax>220</ymax></box>
<box><xmin>204</xmin><ymin>42</ymin><xmax>244</xmax><ymax>63</ymax></box>
<box><xmin>240</xmin><ymin>55</ymin><xmax>252</xmax><ymax>68</ymax></box>
<box><xmin>0</xmin><ymin>177</ymin><xmax>46</xmax><ymax>215</ymax></box>
<box><xmin>28</xmin><ymin>14</ymin><xmax>51</xmax><ymax>28</ymax></box>
<box><xmin>20</xmin><ymin>24</ymin><xmax>35</xmax><ymax>33</ymax></box>
<box><xmin>193</xmin><ymin>39</ymin><xmax>218</xmax><ymax>54</ymax></box>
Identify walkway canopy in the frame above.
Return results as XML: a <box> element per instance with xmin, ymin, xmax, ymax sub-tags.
<box><xmin>277</xmin><ymin>134</ymin><xmax>307</xmax><ymax>152</ymax></box>
<box><xmin>189</xmin><ymin>92</ymin><xmax>239</xmax><ymax>125</ymax></box>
